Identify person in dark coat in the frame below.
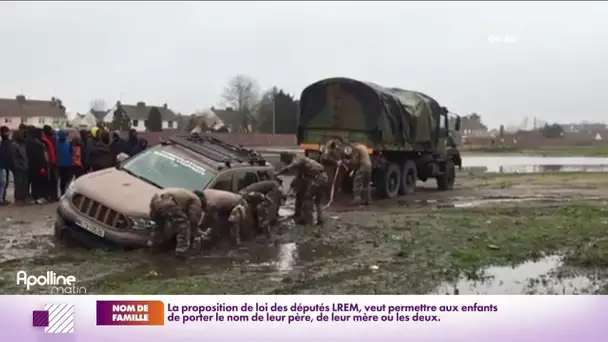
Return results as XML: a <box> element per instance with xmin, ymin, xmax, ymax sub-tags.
<box><xmin>26</xmin><ymin>127</ymin><xmax>49</xmax><ymax>204</ymax></box>
<box><xmin>139</xmin><ymin>137</ymin><xmax>148</xmax><ymax>151</ymax></box>
<box><xmin>125</xmin><ymin>129</ymin><xmax>141</xmax><ymax>156</ymax></box>
<box><xmin>9</xmin><ymin>130</ymin><xmax>29</xmax><ymax>205</ymax></box>
<box><xmin>0</xmin><ymin>126</ymin><xmax>12</xmax><ymax>204</ymax></box>
<box><xmin>89</xmin><ymin>130</ymin><xmax>114</xmax><ymax>171</ymax></box>
<box><xmin>79</xmin><ymin>129</ymin><xmax>90</xmax><ymax>172</ymax></box>
<box><xmin>109</xmin><ymin>131</ymin><xmax>125</xmax><ymax>163</ymax></box>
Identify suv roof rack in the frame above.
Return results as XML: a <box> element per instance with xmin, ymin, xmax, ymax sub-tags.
<box><xmin>165</xmin><ymin>133</ymin><xmax>267</xmax><ymax>167</ymax></box>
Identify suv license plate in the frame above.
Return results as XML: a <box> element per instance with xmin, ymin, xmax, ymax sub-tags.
<box><xmin>75</xmin><ymin>218</ymin><xmax>105</xmax><ymax>237</ymax></box>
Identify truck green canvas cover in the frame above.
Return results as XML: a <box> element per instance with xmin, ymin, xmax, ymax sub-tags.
<box><xmin>298</xmin><ymin>77</ymin><xmax>444</xmax><ymax>148</ymax></box>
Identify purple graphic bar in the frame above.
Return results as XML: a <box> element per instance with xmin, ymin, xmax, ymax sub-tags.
<box><xmin>0</xmin><ymin>295</ymin><xmax>606</xmax><ymax>342</ymax></box>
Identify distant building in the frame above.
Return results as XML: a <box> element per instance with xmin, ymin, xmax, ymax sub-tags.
<box><xmin>0</xmin><ymin>95</ymin><xmax>68</xmax><ymax>130</ymax></box>
<box><xmin>103</xmin><ymin>101</ymin><xmax>178</xmax><ymax>132</ymax></box>
<box><xmin>210</xmin><ymin>106</ymin><xmax>250</xmax><ymax>133</ymax></box>
<box><xmin>70</xmin><ymin>112</ymin><xmax>97</xmax><ymax>128</ymax></box>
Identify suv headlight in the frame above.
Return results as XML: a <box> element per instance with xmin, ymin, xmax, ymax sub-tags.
<box><xmin>61</xmin><ymin>180</ymin><xmax>76</xmax><ymax>199</ymax></box>
<box><xmin>131</xmin><ymin>217</ymin><xmax>156</xmax><ymax>231</ymax></box>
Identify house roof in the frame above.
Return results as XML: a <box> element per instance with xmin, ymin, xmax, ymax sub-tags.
<box><xmin>116</xmin><ymin>101</ymin><xmax>177</xmax><ymax>121</ymax></box>
<box><xmin>211</xmin><ymin>107</ymin><xmax>245</xmax><ymax>129</ymax></box>
<box><xmin>0</xmin><ymin>95</ymin><xmax>67</xmax><ymax>118</ymax></box>
<box><xmin>90</xmin><ymin>109</ymin><xmax>107</xmax><ymax>121</ymax></box>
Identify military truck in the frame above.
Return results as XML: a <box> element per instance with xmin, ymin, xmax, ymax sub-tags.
<box><xmin>297</xmin><ymin>77</ymin><xmax>462</xmax><ymax>199</ymax></box>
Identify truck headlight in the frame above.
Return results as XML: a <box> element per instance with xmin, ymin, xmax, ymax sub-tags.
<box><xmin>131</xmin><ymin>217</ymin><xmax>156</xmax><ymax>231</ymax></box>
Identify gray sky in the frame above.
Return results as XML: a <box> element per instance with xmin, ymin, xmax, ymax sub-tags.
<box><xmin>1</xmin><ymin>1</ymin><xmax>607</xmax><ymax>129</ymax></box>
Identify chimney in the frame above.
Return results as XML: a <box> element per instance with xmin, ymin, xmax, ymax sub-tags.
<box><xmin>163</xmin><ymin>103</ymin><xmax>167</xmax><ymax>109</ymax></box>
<box><xmin>116</xmin><ymin>101</ymin><xmax>121</xmax><ymax>107</ymax></box>
<box><xmin>211</xmin><ymin>106</ymin><xmax>215</xmax><ymax>111</ymax></box>
<box><xmin>137</xmin><ymin>101</ymin><xmax>146</xmax><ymax>108</ymax></box>
<box><xmin>16</xmin><ymin>95</ymin><xmax>26</xmax><ymax>104</ymax></box>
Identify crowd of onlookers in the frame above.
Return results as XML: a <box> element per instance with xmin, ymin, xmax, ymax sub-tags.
<box><xmin>0</xmin><ymin>125</ymin><xmax>148</xmax><ymax>205</ymax></box>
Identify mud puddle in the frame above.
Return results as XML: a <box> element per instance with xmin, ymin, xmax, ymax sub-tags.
<box><xmin>434</xmin><ymin>255</ymin><xmax>604</xmax><ymax>295</ymax></box>
<box><xmin>0</xmin><ymin>209</ymin><xmax>56</xmax><ymax>263</ymax></box>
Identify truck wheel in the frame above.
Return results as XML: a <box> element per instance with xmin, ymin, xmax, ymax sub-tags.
<box><xmin>399</xmin><ymin>160</ymin><xmax>417</xmax><ymax>195</ymax></box>
<box><xmin>437</xmin><ymin>160</ymin><xmax>456</xmax><ymax>191</ymax></box>
<box><xmin>375</xmin><ymin>163</ymin><xmax>401</xmax><ymax>199</ymax></box>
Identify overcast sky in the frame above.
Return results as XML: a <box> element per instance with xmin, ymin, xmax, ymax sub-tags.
<box><xmin>1</xmin><ymin>1</ymin><xmax>607</xmax><ymax>128</ymax></box>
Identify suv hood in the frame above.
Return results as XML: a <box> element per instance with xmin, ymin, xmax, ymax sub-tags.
<box><xmin>72</xmin><ymin>168</ymin><xmax>160</xmax><ymax>217</ymax></box>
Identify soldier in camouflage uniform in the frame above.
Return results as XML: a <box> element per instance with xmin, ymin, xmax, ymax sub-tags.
<box><xmin>149</xmin><ymin>188</ymin><xmax>205</xmax><ymax>257</ymax></box>
<box><xmin>278</xmin><ymin>152</ymin><xmax>328</xmax><ymax>225</ymax></box>
<box><xmin>345</xmin><ymin>143</ymin><xmax>372</xmax><ymax>205</ymax></box>
<box><xmin>227</xmin><ymin>191</ymin><xmax>272</xmax><ymax>244</ymax></box>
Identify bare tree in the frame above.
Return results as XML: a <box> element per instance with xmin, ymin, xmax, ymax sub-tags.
<box><xmin>90</xmin><ymin>99</ymin><xmax>107</xmax><ymax>111</ymax></box>
<box><xmin>221</xmin><ymin>75</ymin><xmax>261</xmax><ymax>132</ymax></box>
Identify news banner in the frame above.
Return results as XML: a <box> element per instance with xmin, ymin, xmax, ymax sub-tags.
<box><xmin>2</xmin><ymin>295</ymin><xmax>605</xmax><ymax>341</ymax></box>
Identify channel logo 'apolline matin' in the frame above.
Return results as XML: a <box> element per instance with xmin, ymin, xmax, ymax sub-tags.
<box><xmin>32</xmin><ymin>304</ymin><xmax>75</xmax><ymax>334</ymax></box>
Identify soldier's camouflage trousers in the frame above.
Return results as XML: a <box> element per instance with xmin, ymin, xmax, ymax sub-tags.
<box><xmin>353</xmin><ymin>168</ymin><xmax>371</xmax><ymax>204</ymax></box>
<box><xmin>228</xmin><ymin>200</ymin><xmax>248</xmax><ymax>245</ymax></box>
<box><xmin>299</xmin><ymin>172</ymin><xmax>328</xmax><ymax>225</ymax></box>
<box><xmin>150</xmin><ymin>196</ymin><xmax>193</xmax><ymax>254</ymax></box>
<box><xmin>291</xmin><ymin>176</ymin><xmax>303</xmax><ymax>221</ymax></box>
<box><xmin>254</xmin><ymin>195</ymin><xmax>272</xmax><ymax>238</ymax></box>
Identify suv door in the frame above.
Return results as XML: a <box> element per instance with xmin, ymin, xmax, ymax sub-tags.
<box><xmin>210</xmin><ymin>171</ymin><xmax>234</xmax><ymax>192</ymax></box>
<box><xmin>235</xmin><ymin>170</ymin><xmax>260</xmax><ymax>192</ymax></box>
<box><xmin>257</xmin><ymin>170</ymin><xmax>272</xmax><ymax>181</ymax></box>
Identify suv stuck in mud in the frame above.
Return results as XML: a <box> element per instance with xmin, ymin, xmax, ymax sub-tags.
<box><xmin>54</xmin><ymin>134</ymin><xmax>282</xmax><ymax>249</ymax></box>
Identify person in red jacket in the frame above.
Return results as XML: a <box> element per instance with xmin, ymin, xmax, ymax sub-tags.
<box><xmin>42</xmin><ymin>125</ymin><xmax>58</xmax><ymax>201</ymax></box>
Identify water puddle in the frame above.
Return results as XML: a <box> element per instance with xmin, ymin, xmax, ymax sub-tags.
<box><xmin>246</xmin><ymin>241</ymin><xmax>351</xmax><ymax>282</ymax></box>
<box><xmin>434</xmin><ymin>256</ymin><xmax>603</xmax><ymax>295</ymax></box>
<box><xmin>462</xmin><ymin>156</ymin><xmax>608</xmax><ymax>173</ymax></box>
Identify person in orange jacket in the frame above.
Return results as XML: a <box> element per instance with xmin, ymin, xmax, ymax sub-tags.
<box><xmin>71</xmin><ymin>136</ymin><xmax>84</xmax><ymax>179</ymax></box>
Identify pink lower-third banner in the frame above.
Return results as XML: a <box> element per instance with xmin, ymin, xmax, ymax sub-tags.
<box><xmin>1</xmin><ymin>295</ymin><xmax>604</xmax><ymax>341</ymax></box>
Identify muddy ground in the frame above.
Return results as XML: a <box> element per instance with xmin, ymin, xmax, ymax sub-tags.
<box><xmin>1</xmin><ymin>172</ymin><xmax>608</xmax><ymax>295</ymax></box>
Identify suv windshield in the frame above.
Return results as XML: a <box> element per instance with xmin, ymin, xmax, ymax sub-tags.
<box><xmin>120</xmin><ymin>147</ymin><xmax>216</xmax><ymax>190</ymax></box>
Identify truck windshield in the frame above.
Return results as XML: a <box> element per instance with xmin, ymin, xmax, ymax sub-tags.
<box><xmin>120</xmin><ymin>147</ymin><xmax>216</xmax><ymax>191</ymax></box>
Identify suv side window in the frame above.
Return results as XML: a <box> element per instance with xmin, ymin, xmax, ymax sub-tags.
<box><xmin>236</xmin><ymin>171</ymin><xmax>259</xmax><ymax>191</ymax></box>
<box><xmin>258</xmin><ymin>170</ymin><xmax>272</xmax><ymax>181</ymax></box>
<box><xmin>212</xmin><ymin>172</ymin><xmax>233</xmax><ymax>192</ymax></box>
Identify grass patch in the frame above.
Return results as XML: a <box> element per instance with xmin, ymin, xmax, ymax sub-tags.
<box><xmin>457</xmin><ymin>172</ymin><xmax>608</xmax><ymax>189</ymax></box>
<box><xmin>2</xmin><ymin>200</ymin><xmax>607</xmax><ymax>295</ymax></box>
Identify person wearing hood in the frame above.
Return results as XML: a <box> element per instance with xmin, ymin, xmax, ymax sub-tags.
<box><xmin>42</xmin><ymin>125</ymin><xmax>58</xmax><ymax>201</ymax></box>
<box><xmin>125</xmin><ymin>129</ymin><xmax>141</xmax><ymax>156</ymax></box>
<box><xmin>89</xmin><ymin>130</ymin><xmax>114</xmax><ymax>171</ymax></box>
<box><xmin>25</xmin><ymin>127</ymin><xmax>48</xmax><ymax>204</ymax></box>
<box><xmin>55</xmin><ymin>129</ymin><xmax>73</xmax><ymax>196</ymax></box>
<box><xmin>0</xmin><ymin>126</ymin><xmax>12</xmax><ymax>205</ymax></box>
<box><xmin>109</xmin><ymin>131</ymin><xmax>125</xmax><ymax>163</ymax></box>
<box><xmin>9</xmin><ymin>130</ymin><xmax>28</xmax><ymax>205</ymax></box>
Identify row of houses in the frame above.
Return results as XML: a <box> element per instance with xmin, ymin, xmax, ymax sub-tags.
<box><xmin>0</xmin><ymin>94</ymin><xmax>246</xmax><ymax>133</ymax></box>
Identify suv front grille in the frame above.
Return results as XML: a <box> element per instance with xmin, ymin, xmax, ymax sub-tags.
<box><xmin>71</xmin><ymin>194</ymin><xmax>131</xmax><ymax>230</ymax></box>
